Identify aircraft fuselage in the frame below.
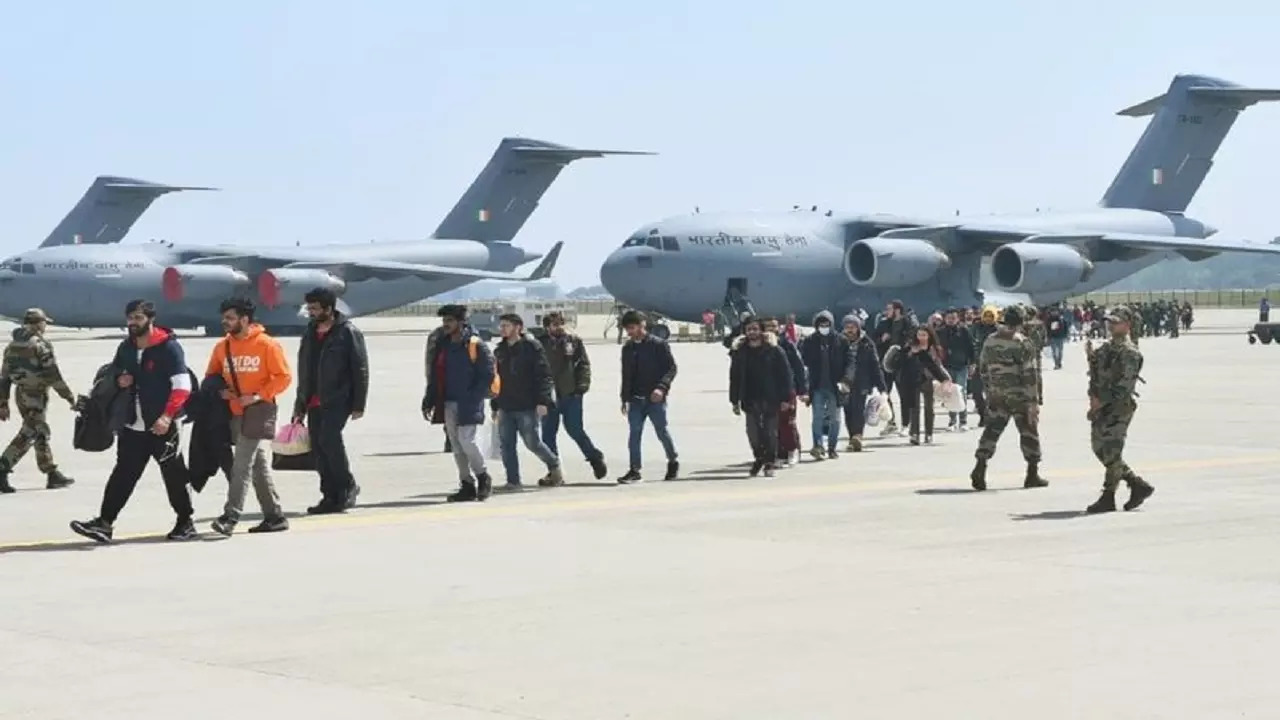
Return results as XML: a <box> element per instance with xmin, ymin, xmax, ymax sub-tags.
<box><xmin>0</xmin><ymin>239</ymin><xmax>537</xmax><ymax>331</ymax></box>
<box><xmin>600</xmin><ymin>208</ymin><xmax>1205</xmax><ymax>323</ymax></box>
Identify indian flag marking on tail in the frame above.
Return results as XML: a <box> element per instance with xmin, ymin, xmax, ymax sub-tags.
<box><xmin>478</xmin><ymin>209</ymin><xmax>490</xmax><ymax>222</ymax></box>
<box><xmin>1152</xmin><ymin>168</ymin><xmax>1164</xmax><ymax>186</ymax></box>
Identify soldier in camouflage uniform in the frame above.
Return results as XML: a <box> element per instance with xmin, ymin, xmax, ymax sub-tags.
<box><xmin>0</xmin><ymin>308</ymin><xmax>78</xmax><ymax>493</ymax></box>
<box><xmin>1022</xmin><ymin>304</ymin><xmax>1046</xmax><ymax>376</ymax></box>
<box><xmin>969</xmin><ymin>305</ymin><xmax>1047</xmax><ymax>491</ymax></box>
<box><xmin>1085</xmin><ymin>306</ymin><xmax>1154</xmax><ymax>513</ymax></box>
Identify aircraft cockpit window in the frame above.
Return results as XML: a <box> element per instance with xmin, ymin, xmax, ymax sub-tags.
<box><xmin>18</xmin><ymin>264</ymin><xmax>34</xmax><ymax>274</ymax></box>
<box><xmin>661</xmin><ymin>236</ymin><xmax>680</xmax><ymax>251</ymax></box>
<box><xmin>622</xmin><ymin>237</ymin><xmax>646</xmax><ymax>247</ymax></box>
<box><xmin>645</xmin><ymin>236</ymin><xmax>662</xmax><ymax>250</ymax></box>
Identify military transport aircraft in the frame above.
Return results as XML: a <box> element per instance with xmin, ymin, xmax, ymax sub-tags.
<box><xmin>600</xmin><ymin>74</ymin><xmax>1280</xmax><ymax>322</ymax></box>
<box><xmin>0</xmin><ymin>137</ymin><xmax>651</xmax><ymax>333</ymax></box>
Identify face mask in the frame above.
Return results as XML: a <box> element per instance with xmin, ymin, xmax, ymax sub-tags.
<box><xmin>817</xmin><ymin>326</ymin><xmax>831</xmax><ymax>335</ymax></box>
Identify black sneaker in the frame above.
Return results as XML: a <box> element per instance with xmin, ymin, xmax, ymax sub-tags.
<box><xmin>46</xmin><ymin>471</ymin><xmax>75</xmax><ymax>489</ymax></box>
<box><xmin>664</xmin><ymin>460</ymin><xmax>679</xmax><ymax>481</ymax></box>
<box><xmin>345</xmin><ymin>484</ymin><xmax>361</xmax><ymax>509</ymax></box>
<box><xmin>167</xmin><ymin>518</ymin><xmax>197</xmax><ymax>541</ymax></box>
<box><xmin>447</xmin><ymin>483</ymin><xmax>479</xmax><ymax>503</ymax></box>
<box><xmin>589</xmin><ymin>455</ymin><xmax>608</xmax><ymax>480</ymax></box>
<box><xmin>827</xmin><ymin>448</ymin><xmax>838</xmax><ymax>459</ymax></box>
<box><xmin>0</xmin><ymin>474</ymin><xmax>14</xmax><ymax>494</ymax></box>
<box><xmin>476</xmin><ymin>472</ymin><xmax>493</xmax><ymax>501</ymax></box>
<box><xmin>307</xmin><ymin>498</ymin><xmax>345</xmax><ymax>514</ymax></box>
<box><xmin>210</xmin><ymin>515</ymin><xmax>236</xmax><ymax>536</ymax></box>
<box><xmin>248</xmin><ymin>516</ymin><xmax>290</xmax><ymax>533</ymax></box>
<box><xmin>70</xmin><ymin>517</ymin><xmax>113</xmax><ymax>543</ymax></box>
<box><xmin>617</xmin><ymin>469</ymin><xmax>643</xmax><ymax>485</ymax></box>
<box><xmin>749</xmin><ymin>460</ymin><xmax>764</xmax><ymax>477</ymax></box>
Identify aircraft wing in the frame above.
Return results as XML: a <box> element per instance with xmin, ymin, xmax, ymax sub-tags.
<box><xmin>281</xmin><ymin>241</ymin><xmax>564</xmax><ymax>283</ymax></box>
<box><xmin>1028</xmin><ymin>232</ymin><xmax>1280</xmax><ymax>256</ymax></box>
<box><xmin>872</xmin><ymin>220</ymin><xmax>1280</xmax><ymax>257</ymax></box>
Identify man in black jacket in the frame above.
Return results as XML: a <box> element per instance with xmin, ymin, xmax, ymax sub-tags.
<box><xmin>729</xmin><ymin>317</ymin><xmax>792</xmax><ymax>477</ymax></box>
<box><xmin>872</xmin><ymin>300</ymin><xmax>915</xmax><ymax>434</ymax></box>
<box><xmin>70</xmin><ymin>299</ymin><xmax>196</xmax><ymax>544</ymax></box>
<box><xmin>491</xmin><ymin>313</ymin><xmax>562</xmax><ymax>490</ymax></box>
<box><xmin>539</xmin><ymin>311</ymin><xmax>606</xmax><ymax>479</ymax></box>
<box><xmin>798</xmin><ymin>311</ymin><xmax>855</xmax><ymax>460</ymax></box>
<box><xmin>618</xmin><ymin>310</ymin><xmax>678</xmax><ymax>484</ymax></box>
<box><xmin>840</xmin><ymin>315</ymin><xmax>886</xmax><ymax>452</ymax></box>
<box><xmin>290</xmin><ymin>287</ymin><xmax>369</xmax><ymax>515</ymax></box>
<box><xmin>937</xmin><ymin>309</ymin><xmax>976</xmax><ymax>431</ymax></box>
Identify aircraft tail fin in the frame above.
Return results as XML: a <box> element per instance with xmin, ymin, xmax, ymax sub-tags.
<box><xmin>39</xmin><ymin>176</ymin><xmax>217</xmax><ymax>248</ymax></box>
<box><xmin>1100</xmin><ymin>74</ymin><xmax>1280</xmax><ymax>213</ymax></box>
<box><xmin>431</xmin><ymin>137</ymin><xmax>654</xmax><ymax>244</ymax></box>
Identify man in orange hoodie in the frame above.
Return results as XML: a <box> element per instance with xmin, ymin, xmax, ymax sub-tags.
<box><xmin>205</xmin><ymin>298</ymin><xmax>293</xmax><ymax>535</ymax></box>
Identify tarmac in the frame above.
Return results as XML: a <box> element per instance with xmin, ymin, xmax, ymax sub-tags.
<box><xmin>0</xmin><ymin>309</ymin><xmax>1276</xmax><ymax>719</ymax></box>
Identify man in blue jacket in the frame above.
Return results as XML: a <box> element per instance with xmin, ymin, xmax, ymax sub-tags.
<box><xmin>70</xmin><ymin>299</ymin><xmax>196</xmax><ymax>544</ymax></box>
<box><xmin>424</xmin><ymin>305</ymin><xmax>496</xmax><ymax>503</ymax></box>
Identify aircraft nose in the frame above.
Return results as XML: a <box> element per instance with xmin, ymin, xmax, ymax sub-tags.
<box><xmin>600</xmin><ymin>250</ymin><xmax>644</xmax><ymax>306</ymax></box>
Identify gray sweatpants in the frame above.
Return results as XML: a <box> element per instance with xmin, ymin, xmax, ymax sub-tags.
<box><xmin>444</xmin><ymin>401</ymin><xmax>487</xmax><ymax>483</ymax></box>
<box><xmin>223</xmin><ymin>415</ymin><xmax>283</xmax><ymax>520</ymax></box>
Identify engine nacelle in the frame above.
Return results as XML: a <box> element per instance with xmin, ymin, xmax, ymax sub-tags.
<box><xmin>844</xmin><ymin>237</ymin><xmax>952</xmax><ymax>288</ymax></box>
<box><xmin>990</xmin><ymin>243</ymin><xmax>1094</xmax><ymax>295</ymax></box>
<box><xmin>258</xmin><ymin>268</ymin><xmax>346</xmax><ymax>309</ymax></box>
<box><xmin>161</xmin><ymin>264</ymin><xmax>251</xmax><ymax>303</ymax></box>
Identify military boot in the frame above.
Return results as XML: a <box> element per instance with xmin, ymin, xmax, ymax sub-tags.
<box><xmin>1123</xmin><ymin>476</ymin><xmax>1155</xmax><ymax>511</ymax></box>
<box><xmin>1086</xmin><ymin>490</ymin><xmax>1117</xmax><ymax>514</ymax></box>
<box><xmin>46</xmin><ymin>470</ymin><xmax>75</xmax><ymax>490</ymax></box>
<box><xmin>969</xmin><ymin>459</ymin><xmax>987</xmax><ymax>491</ymax></box>
<box><xmin>1023</xmin><ymin>462</ymin><xmax>1048</xmax><ymax>489</ymax></box>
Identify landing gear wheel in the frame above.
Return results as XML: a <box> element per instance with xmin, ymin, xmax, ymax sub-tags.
<box><xmin>1249</xmin><ymin>333</ymin><xmax>1258</xmax><ymax>345</ymax></box>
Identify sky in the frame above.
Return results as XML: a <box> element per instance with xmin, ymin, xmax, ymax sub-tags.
<box><xmin>2</xmin><ymin>1</ymin><xmax>1278</xmax><ymax>290</ymax></box>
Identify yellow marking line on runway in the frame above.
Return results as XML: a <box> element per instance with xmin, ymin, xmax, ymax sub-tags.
<box><xmin>2</xmin><ymin>452</ymin><xmax>1276</xmax><ymax>551</ymax></box>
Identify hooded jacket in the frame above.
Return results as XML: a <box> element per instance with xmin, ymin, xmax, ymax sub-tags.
<box><xmin>112</xmin><ymin>326</ymin><xmax>192</xmax><ymax>428</ymax></box>
<box><xmin>729</xmin><ymin>332</ymin><xmax>793</xmax><ymax>408</ymax></box>
<box><xmin>491</xmin><ymin>331</ymin><xmax>555</xmax><ymax>413</ymax></box>
<box><xmin>841</xmin><ymin>317</ymin><xmax>886</xmax><ymax>394</ymax></box>
<box><xmin>798</xmin><ymin>310</ymin><xmax>855</xmax><ymax>394</ymax></box>
<box><xmin>205</xmin><ymin>323</ymin><xmax>293</xmax><ymax>417</ymax></box>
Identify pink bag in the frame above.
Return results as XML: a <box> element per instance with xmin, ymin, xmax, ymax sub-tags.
<box><xmin>272</xmin><ymin>422</ymin><xmax>311</xmax><ymax>456</ymax></box>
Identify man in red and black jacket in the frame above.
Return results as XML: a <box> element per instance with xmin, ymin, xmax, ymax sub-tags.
<box><xmin>71</xmin><ymin>299</ymin><xmax>196</xmax><ymax>544</ymax></box>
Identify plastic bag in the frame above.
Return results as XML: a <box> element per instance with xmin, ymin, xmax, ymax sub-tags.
<box><xmin>936</xmin><ymin>381</ymin><xmax>966</xmax><ymax>413</ymax></box>
<box><xmin>864</xmin><ymin>392</ymin><xmax>883</xmax><ymax>427</ymax></box>
<box><xmin>272</xmin><ymin>422</ymin><xmax>310</xmax><ymax>456</ymax></box>
<box><xmin>483</xmin><ymin>419</ymin><xmax>502</xmax><ymax>460</ymax></box>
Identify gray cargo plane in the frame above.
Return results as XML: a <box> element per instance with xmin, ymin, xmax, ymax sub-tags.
<box><xmin>1</xmin><ymin>137</ymin><xmax>650</xmax><ymax>333</ymax></box>
<box><xmin>601</xmin><ymin>74</ymin><xmax>1280</xmax><ymax>322</ymax></box>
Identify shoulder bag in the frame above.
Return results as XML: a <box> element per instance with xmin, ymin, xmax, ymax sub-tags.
<box><xmin>223</xmin><ymin>339</ymin><xmax>278</xmax><ymax>440</ymax></box>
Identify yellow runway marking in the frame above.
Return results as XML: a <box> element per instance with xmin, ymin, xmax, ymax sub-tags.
<box><xmin>3</xmin><ymin>452</ymin><xmax>1277</xmax><ymax>552</ymax></box>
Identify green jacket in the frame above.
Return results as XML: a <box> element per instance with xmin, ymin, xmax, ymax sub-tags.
<box><xmin>539</xmin><ymin>332</ymin><xmax>591</xmax><ymax>400</ymax></box>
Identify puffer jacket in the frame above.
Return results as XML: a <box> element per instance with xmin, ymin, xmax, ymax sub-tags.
<box><xmin>728</xmin><ymin>332</ymin><xmax>793</xmax><ymax>408</ymax></box>
<box><xmin>798</xmin><ymin>310</ymin><xmax>855</xmax><ymax>394</ymax></box>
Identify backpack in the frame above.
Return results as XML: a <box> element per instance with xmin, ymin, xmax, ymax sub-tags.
<box><xmin>467</xmin><ymin>337</ymin><xmax>501</xmax><ymax>398</ymax></box>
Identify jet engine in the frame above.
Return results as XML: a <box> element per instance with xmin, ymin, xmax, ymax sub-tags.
<box><xmin>161</xmin><ymin>264</ymin><xmax>251</xmax><ymax>303</ymax></box>
<box><xmin>257</xmin><ymin>268</ymin><xmax>346</xmax><ymax>309</ymax></box>
<box><xmin>990</xmin><ymin>243</ymin><xmax>1094</xmax><ymax>295</ymax></box>
<box><xmin>844</xmin><ymin>237</ymin><xmax>952</xmax><ymax>288</ymax></box>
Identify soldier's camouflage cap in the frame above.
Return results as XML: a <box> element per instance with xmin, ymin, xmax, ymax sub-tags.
<box><xmin>22</xmin><ymin>308</ymin><xmax>51</xmax><ymax>324</ymax></box>
<box><xmin>1105</xmin><ymin>306</ymin><xmax>1134</xmax><ymax>324</ymax></box>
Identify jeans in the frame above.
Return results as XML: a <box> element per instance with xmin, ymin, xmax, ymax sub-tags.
<box><xmin>809</xmin><ymin>389</ymin><xmax>841</xmax><ymax>450</ymax></box>
<box><xmin>540</xmin><ymin>394</ymin><xmax>601</xmax><ymax>461</ymax></box>
<box><xmin>626</xmin><ymin>399</ymin><xmax>677</xmax><ymax>470</ymax></box>
<box><xmin>499</xmin><ymin>409</ymin><xmax>559</xmax><ymax>485</ymax></box>
<box><xmin>946</xmin><ymin>370</ymin><xmax>969</xmax><ymax>426</ymax></box>
<box><xmin>1049</xmin><ymin>338</ymin><xmax>1066</xmax><ymax>368</ymax></box>
<box><xmin>843</xmin><ymin>391</ymin><xmax>868</xmax><ymax>438</ymax></box>
<box><xmin>307</xmin><ymin>406</ymin><xmax>355</xmax><ymax>505</ymax></box>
